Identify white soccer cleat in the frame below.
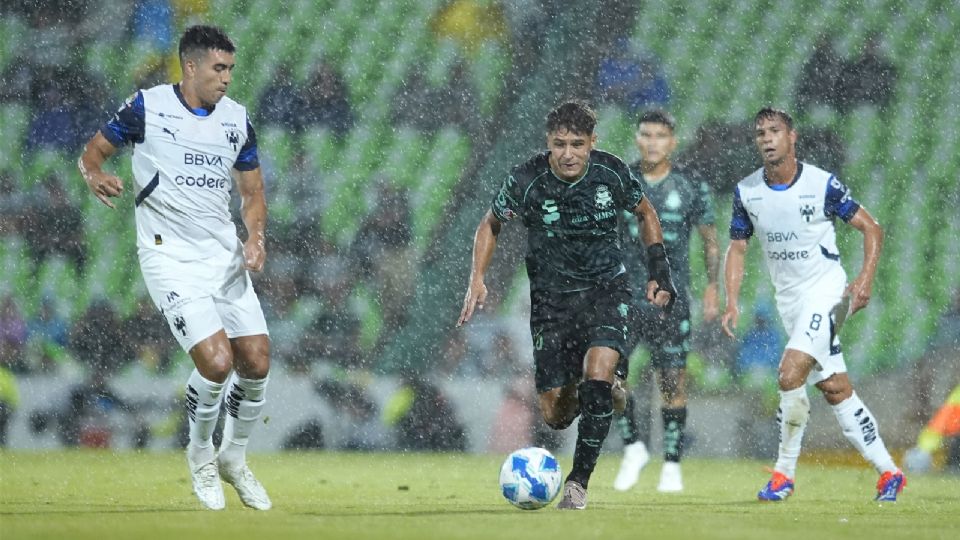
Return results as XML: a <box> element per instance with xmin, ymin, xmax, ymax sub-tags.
<box><xmin>613</xmin><ymin>441</ymin><xmax>651</xmax><ymax>491</ymax></box>
<box><xmin>189</xmin><ymin>459</ymin><xmax>226</xmax><ymax>510</ymax></box>
<box><xmin>219</xmin><ymin>461</ymin><xmax>272</xmax><ymax>510</ymax></box>
<box><xmin>657</xmin><ymin>461</ymin><xmax>684</xmax><ymax>492</ymax></box>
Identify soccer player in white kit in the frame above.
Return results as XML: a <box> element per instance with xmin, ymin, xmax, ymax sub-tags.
<box><xmin>721</xmin><ymin>108</ymin><xmax>905</xmax><ymax>502</ymax></box>
<box><xmin>78</xmin><ymin>26</ymin><xmax>272</xmax><ymax>511</ymax></box>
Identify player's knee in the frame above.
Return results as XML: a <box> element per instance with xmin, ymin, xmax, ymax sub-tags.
<box><xmin>578</xmin><ymin>379</ymin><xmax>613</xmax><ymax>417</ymax></box>
<box><xmin>777</xmin><ymin>371</ymin><xmax>804</xmax><ymax>391</ymax></box>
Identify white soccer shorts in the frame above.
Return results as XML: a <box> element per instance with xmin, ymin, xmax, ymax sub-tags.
<box><xmin>778</xmin><ymin>291</ymin><xmax>848</xmax><ymax>385</ymax></box>
<box><xmin>139</xmin><ymin>248</ymin><xmax>269</xmax><ymax>353</ymax></box>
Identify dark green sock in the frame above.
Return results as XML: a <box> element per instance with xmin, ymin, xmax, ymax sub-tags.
<box><xmin>567</xmin><ymin>380</ymin><xmax>613</xmax><ymax>489</ymax></box>
<box><xmin>662</xmin><ymin>407</ymin><xmax>687</xmax><ymax>462</ymax></box>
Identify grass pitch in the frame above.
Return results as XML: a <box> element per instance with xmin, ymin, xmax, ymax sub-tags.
<box><xmin>1</xmin><ymin>450</ymin><xmax>958</xmax><ymax>540</ymax></box>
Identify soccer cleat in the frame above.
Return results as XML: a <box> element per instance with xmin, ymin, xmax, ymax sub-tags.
<box><xmin>189</xmin><ymin>459</ymin><xmax>225</xmax><ymax>510</ymax></box>
<box><xmin>875</xmin><ymin>469</ymin><xmax>906</xmax><ymax>502</ymax></box>
<box><xmin>556</xmin><ymin>480</ymin><xmax>587</xmax><ymax>510</ymax></box>
<box><xmin>657</xmin><ymin>461</ymin><xmax>684</xmax><ymax>493</ymax></box>
<box><xmin>613</xmin><ymin>441</ymin><xmax>650</xmax><ymax>491</ymax></box>
<box><xmin>757</xmin><ymin>471</ymin><xmax>794</xmax><ymax>502</ymax></box>
<box><xmin>219</xmin><ymin>461</ymin><xmax>272</xmax><ymax>510</ymax></box>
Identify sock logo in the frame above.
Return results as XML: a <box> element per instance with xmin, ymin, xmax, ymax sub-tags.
<box><xmin>185</xmin><ymin>385</ymin><xmax>199</xmax><ymax>422</ymax></box>
<box><xmin>225</xmin><ymin>384</ymin><xmax>245</xmax><ymax>418</ymax></box>
<box><xmin>854</xmin><ymin>407</ymin><xmax>877</xmax><ymax>445</ymax></box>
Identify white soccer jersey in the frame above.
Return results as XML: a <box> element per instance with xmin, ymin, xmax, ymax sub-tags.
<box><xmin>729</xmin><ymin>162</ymin><xmax>861</xmax><ymax>307</ymax></box>
<box><xmin>102</xmin><ymin>84</ymin><xmax>259</xmax><ymax>261</ymax></box>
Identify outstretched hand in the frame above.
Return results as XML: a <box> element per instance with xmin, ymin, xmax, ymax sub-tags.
<box><xmin>85</xmin><ymin>172</ymin><xmax>124</xmax><ymax>209</ymax></box>
<box><xmin>457</xmin><ymin>281</ymin><xmax>487</xmax><ymax>327</ymax></box>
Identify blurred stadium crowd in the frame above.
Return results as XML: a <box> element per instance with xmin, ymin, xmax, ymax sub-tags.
<box><xmin>0</xmin><ymin>0</ymin><xmax>957</xmax><ymax>463</ymax></box>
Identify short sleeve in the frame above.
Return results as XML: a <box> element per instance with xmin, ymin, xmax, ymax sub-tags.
<box><xmin>692</xmin><ymin>180</ymin><xmax>716</xmax><ymax>226</ymax></box>
<box><xmin>729</xmin><ymin>187</ymin><xmax>754</xmax><ymax>240</ymax></box>
<box><xmin>234</xmin><ymin>118</ymin><xmax>260</xmax><ymax>171</ymax></box>
<box><xmin>100</xmin><ymin>91</ymin><xmax>145</xmax><ymax>146</ymax></box>
<box><xmin>491</xmin><ymin>174</ymin><xmax>522</xmax><ymax>222</ymax></box>
<box><xmin>823</xmin><ymin>175</ymin><xmax>860</xmax><ymax>222</ymax></box>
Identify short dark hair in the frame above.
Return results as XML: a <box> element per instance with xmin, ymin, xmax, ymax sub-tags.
<box><xmin>179</xmin><ymin>25</ymin><xmax>235</xmax><ymax>62</ymax></box>
<box><xmin>546</xmin><ymin>100</ymin><xmax>597</xmax><ymax>136</ymax></box>
<box><xmin>637</xmin><ymin>109</ymin><xmax>676</xmax><ymax>132</ymax></box>
<box><xmin>754</xmin><ymin>107</ymin><xmax>794</xmax><ymax>130</ymax></box>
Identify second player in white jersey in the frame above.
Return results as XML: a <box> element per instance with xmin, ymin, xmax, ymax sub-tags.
<box><xmin>731</xmin><ymin>162</ymin><xmax>858</xmax><ymax>307</ymax></box>
<box><xmin>722</xmin><ymin>107</ymin><xmax>904</xmax><ymax>503</ymax></box>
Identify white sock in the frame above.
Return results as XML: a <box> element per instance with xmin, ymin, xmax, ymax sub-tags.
<box><xmin>218</xmin><ymin>373</ymin><xmax>268</xmax><ymax>468</ymax></box>
<box><xmin>774</xmin><ymin>386</ymin><xmax>810</xmax><ymax>479</ymax></box>
<box><xmin>831</xmin><ymin>392</ymin><xmax>897</xmax><ymax>474</ymax></box>
<box><xmin>185</xmin><ymin>369</ymin><xmax>225</xmax><ymax>467</ymax></box>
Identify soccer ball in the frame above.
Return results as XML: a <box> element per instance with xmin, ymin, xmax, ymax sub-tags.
<box><xmin>498</xmin><ymin>447</ymin><xmax>562</xmax><ymax>510</ymax></box>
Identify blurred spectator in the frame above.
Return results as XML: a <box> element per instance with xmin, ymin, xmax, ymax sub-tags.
<box><xmin>302</xmin><ymin>61</ymin><xmax>353</xmax><ymax>139</ymax></box>
<box><xmin>20</xmin><ymin>173</ymin><xmax>87</xmax><ymax>276</ymax></box>
<box><xmin>122</xmin><ymin>297</ymin><xmax>178</xmax><ymax>374</ymax></box>
<box><xmin>386</xmin><ymin>374</ymin><xmax>467</xmax><ymax>451</ymax></box>
<box><xmin>294</xmin><ymin>301</ymin><xmax>363</xmax><ymax>373</ymax></box>
<box><xmin>836</xmin><ymin>33</ymin><xmax>897</xmax><ymax>114</ymax></box>
<box><xmin>21</xmin><ymin>4</ymin><xmax>78</xmax><ymax>69</ymax></box>
<box><xmin>29</xmin><ymin>370</ymin><xmax>146</xmax><ymax>448</ymax></box>
<box><xmin>597</xmin><ymin>37</ymin><xmax>670</xmax><ymax>114</ymax></box>
<box><xmin>732</xmin><ymin>302</ymin><xmax>786</xmax><ymax>458</ymax></box>
<box><xmin>795</xmin><ymin>34</ymin><xmax>843</xmax><ymax>115</ymax></box>
<box><xmin>904</xmin><ymin>385</ymin><xmax>960</xmax><ymax>474</ymax></box>
<box><xmin>25</xmin><ymin>81</ymin><xmax>81</xmax><ymax>153</ymax></box>
<box><xmin>70</xmin><ymin>299</ymin><xmax>131</xmax><ymax>376</ymax></box>
<box><xmin>172</xmin><ymin>0</ymin><xmax>210</xmax><ymax>26</ymax></box>
<box><xmin>348</xmin><ymin>181</ymin><xmax>417</xmax><ymax>356</ymax></box>
<box><xmin>734</xmin><ymin>303</ymin><xmax>785</xmax><ymax>386</ymax></box>
<box><xmin>0</xmin><ymin>295</ymin><xmax>28</xmax><ymax>374</ymax></box>
<box><xmin>257</xmin><ymin>64</ymin><xmax>307</xmax><ymax>132</ymax></box>
<box><xmin>394</xmin><ymin>56</ymin><xmax>480</xmax><ymax>135</ymax></box>
<box><xmin>430</xmin><ymin>0</ymin><xmax>508</xmax><ymax>58</ymax></box>
<box><xmin>25</xmin><ymin>295</ymin><xmax>70</xmax><ymax>373</ymax></box>
<box><xmin>131</xmin><ymin>0</ymin><xmax>175</xmax><ymax>53</ymax></box>
<box><xmin>313</xmin><ymin>378</ymin><xmax>390</xmax><ymax>450</ymax></box>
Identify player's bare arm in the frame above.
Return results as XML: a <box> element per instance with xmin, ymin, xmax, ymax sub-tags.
<box><xmin>845</xmin><ymin>206</ymin><xmax>883</xmax><ymax>314</ymax></box>
<box><xmin>235</xmin><ymin>167</ymin><xmax>267</xmax><ymax>272</ymax></box>
<box><xmin>721</xmin><ymin>238</ymin><xmax>748</xmax><ymax>338</ymax></box>
<box><xmin>631</xmin><ymin>197</ymin><xmax>672</xmax><ymax>307</ymax></box>
<box><xmin>78</xmin><ymin>132</ymin><xmax>124</xmax><ymax>208</ymax></box>
<box><xmin>699</xmin><ymin>223</ymin><xmax>721</xmax><ymax>321</ymax></box>
<box><xmin>457</xmin><ymin>210</ymin><xmax>502</xmax><ymax>327</ymax></box>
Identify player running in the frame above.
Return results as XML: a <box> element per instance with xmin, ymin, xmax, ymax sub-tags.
<box><xmin>721</xmin><ymin>107</ymin><xmax>905</xmax><ymax>502</ymax></box>
<box><xmin>458</xmin><ymin>100</ymin><xmax>676</xmax><ymax>510</ymax></box>
<box><xmin>613</xmin><ymin>110</ymin><xmax>720</xmax><ymax>493</ymax></box>
<box><xmin>78</xmin><ymin>25</ymin><xmax>272</xmax><ymax>510</ymax></box>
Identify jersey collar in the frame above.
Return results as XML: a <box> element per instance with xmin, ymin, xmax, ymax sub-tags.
<box><xmin>173</xmin><ymin>83</ymin><xmax>216</xmax><ymax>117</ymax></box>
<box><xmin>763</xmin><ymin>161</ymin><xmax>803</xmax><ymax>191</ymax></box>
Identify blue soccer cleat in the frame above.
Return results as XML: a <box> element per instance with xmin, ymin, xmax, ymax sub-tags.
<box><xmin>875</xmin><ymin>469</ymin><xmax>906</xmax><ymax>502</ymax></box>
<box><xmin>758</xmin><ymin>471</ymin><xmax>794</xmax><ymax>502</ymax></box>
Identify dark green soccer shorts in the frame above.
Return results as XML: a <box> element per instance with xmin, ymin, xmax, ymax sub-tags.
<box><xmin>529</xmin><ymin>274</ymin><xmax>632</xmax><ymax>393</ymax></box>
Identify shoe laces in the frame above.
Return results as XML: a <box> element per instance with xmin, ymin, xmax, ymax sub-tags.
<box><xmin>763</xmin><ymin>467</ymin><xmax>793</xmax><ymax>490</ymax></box>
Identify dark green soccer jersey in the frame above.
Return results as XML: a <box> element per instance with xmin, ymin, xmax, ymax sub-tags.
<box><xmin>491</xmin><ymin>150</ymin><xmax>644</xmax><ymax>293</ymax></box>
<box><xmin>621</xmin><ymin>164</ymin><xmax>715</xmax><ymax>296</ymax></box>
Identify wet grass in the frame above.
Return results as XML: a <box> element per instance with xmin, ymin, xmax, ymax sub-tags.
<box><xmin>1</xmin><ymin>450</ymin><xmax>958</xmax><ymax>540</ymax></box>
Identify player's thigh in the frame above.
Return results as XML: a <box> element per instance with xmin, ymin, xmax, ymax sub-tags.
<box><xmin>782</xmin><ymin>294</ymin><xmax>847</xmax><ymax>386</ymax></box>
<box><xmin>581</xmin><ymin>275</ymin><xmax>632</xmax><ymax>371</ymax></box>
<box><xmin>140</xmin><ymin>251</ymin><xmax>225</xmax><ymax>353</ymax></box>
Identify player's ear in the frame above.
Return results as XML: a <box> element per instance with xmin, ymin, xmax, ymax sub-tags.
<box><xmin>590</xmin><ymin>132</ymin><xmax>598</xmax><ymax>146</ymax></box>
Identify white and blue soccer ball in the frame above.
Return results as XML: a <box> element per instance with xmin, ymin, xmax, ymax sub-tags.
<box><xmin>499</xmin><ymin>447</ymin><xmax>562</xmax><ymax>510</ymax></box>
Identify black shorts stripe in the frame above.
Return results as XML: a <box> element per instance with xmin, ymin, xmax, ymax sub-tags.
<box><xmin>135</xmin><ymin>172</ymin><xmax>160</xmax><ymax>207</ymax></box>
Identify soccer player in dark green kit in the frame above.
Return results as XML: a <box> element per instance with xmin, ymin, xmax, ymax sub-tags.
<box><xmin>612</xmin><ymin>110</ymin><xmax>720</xmax><ymax>494</ymax></box>
<box><xmin>458</xmin><ymin>100</ymin><xmax>676</xmax><ymax>510</ymax></box>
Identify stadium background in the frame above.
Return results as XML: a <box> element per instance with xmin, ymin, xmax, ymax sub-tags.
<box><xmin>0</xmin><ymin>0</ymin><xmax>958</xmax><ymax>458</ymax></box>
